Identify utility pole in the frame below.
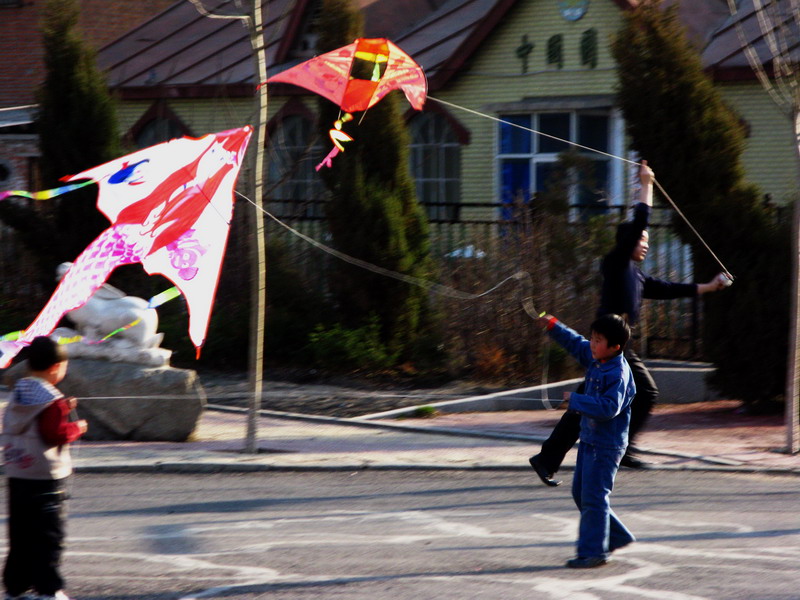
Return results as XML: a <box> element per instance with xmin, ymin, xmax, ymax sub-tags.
<box><xmin>727</xmin><ymin>0</ymin><xmax>799</xmax><ymax>453</ymax></box>
<box><xmin>787</xmin><ymin>108</ymin><xmax>800</xmax><ymax>454</ymax></box>
<box><xmin>187</xmin><ymin>0</ymin><xmax>268</xmax><ymax>453</ymax></box>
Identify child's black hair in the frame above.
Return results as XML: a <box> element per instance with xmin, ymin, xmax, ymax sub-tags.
<box><xmin>590</xmin><ymin>314</ymin><xmax>630</xmax><ymax>352</ymax></box>
<box><xmin>615</xmin><ymin>221</ymin><xmax>645</xmax><ymax>246</ymax></box>
<box><xmin>26</xmin><ymin>336</ymin><xmax>68</xmax><ymax>372</ymax></box>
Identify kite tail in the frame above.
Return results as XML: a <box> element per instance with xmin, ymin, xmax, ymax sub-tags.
<box><xmin>315</xmin><ymin>146</ymin><xmax>341</xmax><ymax>171</ymax></box>
<box><xmin>0</xmin><ymin>227</ymin><xmax>143</xmax><ymax>367</ymax></box>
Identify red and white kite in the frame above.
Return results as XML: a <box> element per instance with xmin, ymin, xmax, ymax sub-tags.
<box><xmin>267</xmin><ymin>38</ymin><xmax>426</xmax><ymax>169</ymax></box>
<box><xmin>0</xmin><ymin>126</ymin><xmax>252</xmax><ymax>367</ymax></box>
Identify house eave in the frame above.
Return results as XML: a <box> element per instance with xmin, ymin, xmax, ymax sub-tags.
<box><xmin>115</xmin><ymin>84</ymin><xmax>256</xmax><ymax>101</ymax></box>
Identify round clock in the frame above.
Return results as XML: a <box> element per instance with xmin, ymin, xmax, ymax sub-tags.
<box><xmin>558</xmin><ymin>0</ymin><xmax>590</xmax><ymax>21</ymax></box>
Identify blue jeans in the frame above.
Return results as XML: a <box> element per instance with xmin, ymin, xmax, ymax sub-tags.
<box><xmin>571</xmin><ymin>442</ymin><xmax>635</xmax><ymax>559</ymax></box>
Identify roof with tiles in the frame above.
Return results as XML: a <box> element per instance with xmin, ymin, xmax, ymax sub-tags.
<box><xmin>98</xmin><ymin>0</ymin><xmax>485</xmax><ymax>96</ymax></box>
<box><xmin>96</xmin><ymin>0</ymin><xmax>781</xmax><ymax>100</ymax></box>
<box><xmin>702</xmin><ymin>0</ymin><xmax>800</xmax><ymax>81</ymax></box>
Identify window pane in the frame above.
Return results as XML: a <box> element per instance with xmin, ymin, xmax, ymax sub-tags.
<box><xmin>499</xmin><ymin>115</ymin><xmax>531</xmax><ymax>154</ymax></box>
<box><xmin>535</xmin><ymin>162</ymin><xmax>557</xmax><ymax>193</ymax></box>
<box><xmin>444</xmin><ymin>146</ymin><xmax>460</xmax><ymax>179</ymax></box>
<box><xmin>267</xmin><ymin>115</ymin><xmax>326</xmax><ymax>217</ymax></box>
<box><xmin>578</xmin><ymin>114</ymin><xmax>609</xmax><ymax>153</ymax></box>
<box><xmin>423</xmin><ymin>180</ymin><xmax>439</xmax><ymax>204</ymax></box>
<box><xmin>410</xmin><ymin>113</ymin><xmax>462</xmax><ymax>220</ymax></box>
<box><xmin>577</xmin><ymin>160</ymin><xmax>610</xmax><ymax>210</ymax></box>
<box><xmin>501</xmin><ymin>159</ymin><xmax>530</xmax><ymax>204</ymax></box>
<box><xmin>538</xmin><ymin>113</ymin><xmax>570</xmax><ymax>153</ymax></box>
<box><xmin>444</xmin><ymin>180</ymin><xmax>459</xmax><ymax>205</ymax></box>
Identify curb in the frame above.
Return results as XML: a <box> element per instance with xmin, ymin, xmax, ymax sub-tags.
<box><xmin>71</xmin><ymin>461</ymin><xmax>800</xmax><ymax>476</ymax></box>
<box><xmin>66</xmin><ymin>406</ymin><xmax>800</xmax><ymax>476</ymax></box>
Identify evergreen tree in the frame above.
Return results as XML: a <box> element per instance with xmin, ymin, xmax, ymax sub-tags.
<box><xmin>0</xmin><ymin>0</ymin><xmax>120</xmax><ymax>294</ymax></box>
<box><xmin>37</xmin><ymin>0</ymin><xmax>121</xmax><ymax>265</ymax></box>
<box><xmin>313</xmin><ymin>0</ymin><xmax>439</xmax><ymax>364</ymax></box>
<box><xmin>612</xmin><ymin>1</ymin><xmax>790</xmax><ymax>405</ymax></box>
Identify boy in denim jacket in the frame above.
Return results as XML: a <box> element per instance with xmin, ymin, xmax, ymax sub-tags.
<box><xmin>537</xmin><ymin>313</ymin><xmax>636</xmax><ymax>568</ymax></box>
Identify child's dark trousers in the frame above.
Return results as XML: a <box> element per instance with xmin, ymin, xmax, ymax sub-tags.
<box><xmin>3</xmin><ymin>477</ymin><xmax>66</xmax><ymax>597</ymax></box>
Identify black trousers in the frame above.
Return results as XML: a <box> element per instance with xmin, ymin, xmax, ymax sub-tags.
<box><xmin>536</xmin><ymin>349</ymin><xmax>658</xmax><ymax>475</ymax></box>
<box><xmin>3</xmin><ymin>477</ymin><xmax>66</xmax><ymax>597</ymax></box>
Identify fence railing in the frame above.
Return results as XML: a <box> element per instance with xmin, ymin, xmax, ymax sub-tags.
<box><xmin>265</xmin><ymin>201</ymin><xmax>699</xmax><ymax>359</ymax></box>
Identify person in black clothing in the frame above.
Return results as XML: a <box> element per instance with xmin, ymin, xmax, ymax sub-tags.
<box><xmin>529</xmin><ymin>161</ymin><xmax>730</xmax><ymax>485</ymax></box>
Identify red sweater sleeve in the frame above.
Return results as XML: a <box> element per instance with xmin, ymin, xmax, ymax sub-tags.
<box><xmin>38</xmin><ymin>398</ymin><xmax>83</xmax><ymax>447</ymax></box>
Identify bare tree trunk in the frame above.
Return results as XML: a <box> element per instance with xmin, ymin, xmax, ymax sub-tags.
<box><xmin>786</xmin><ymin>109</ymin><xmax>800</xmax><ymax>454</ymax></box>
<box><xmin>246</xmin><ymin>0</ymin><xmax>268</xmax><ymax>454</ymax></box>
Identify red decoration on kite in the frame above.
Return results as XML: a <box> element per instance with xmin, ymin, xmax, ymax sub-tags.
<box><xmin>267</xmin><ymin>38</ymin><xmax>427</xmax><ymax>169</ymax></box>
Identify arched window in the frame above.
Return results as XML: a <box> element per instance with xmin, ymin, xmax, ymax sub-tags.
<box><xmin>127</xmin><ymin>101</ymin><xmax>192</xmax><ymax>149</ymax></box>
<box><xmin>409</xmin><ymin>112</ymin><xmax>462</xmax><ymax>221</ymax></box>
<box><xmin>581</xmin><ymin>29</ymin><xmax>598</xmax><ymax>69</ymax></box>
<box><xmin>134</xmin><ymin>117</ymin><xmax>185</xmax><ymax>149</ymax></box>
<box><xmin>267</xmin><ymin>114</ymin><xmax>327</xmax><ymax>218</ymax></box>
<box><xmin>547</xmin><ymin>34</ymin><xmax>564</xmax><ymax>69</ymax></box>
<box><xmin>0</xmin><ymin>159</ymin><xmax>11</xmax><ymax>186</ymax></box>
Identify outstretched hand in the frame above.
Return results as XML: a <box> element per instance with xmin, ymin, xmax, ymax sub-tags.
<box><xmin>698</xmin><ymin>272</ymin><xmax>733</xmax><ymax>294</ymax></box>
<box><xmin>537</xmin><ymin>314</ymin><xmax>555</xmax><ymax>329</ymax></box>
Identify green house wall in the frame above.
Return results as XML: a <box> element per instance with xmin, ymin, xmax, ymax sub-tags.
<box><xmin>113</xmin><ymin>0</ymin><xmax>799</xmax><ymax>213</ymax></box>
<box><xmin>718</xmin><ymin>83</ymin><xmax>798</xmax><ymax>204</ymax></box>
<box><xmin>116</xmin><ymin>99</ymin><xmax>255</xmax><ymax>141</ymax></box>
<box><xmin>435</xmin><ymin>0</ymin><xmax>627</xmax><ymax>219</ymax></box>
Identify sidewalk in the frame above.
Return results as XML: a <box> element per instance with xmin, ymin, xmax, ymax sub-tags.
<box><xmin>65</xmin><ymin>399</ymin><xmax>799</xmax><ymax>475</ymax></box>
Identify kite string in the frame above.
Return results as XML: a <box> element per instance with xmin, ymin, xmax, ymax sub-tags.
<box><xmin>428</xmin><ymin>96</ymin><xmax>641</xmax><ymax>167</ymax></box>
<box><xmin>235</xmin><ymin>191</ymin><xmax>542</xmax><ymax>317</ymax></box>
<box><xmin>653</xmin><ymin>179</ymin><xmax>733</xmax><ymax>277</ymax></box>
<box><xmin>239</xmin><ymin>194</ymin><xmax>558</xmax><ymax>397</ymax></box>
<box><xmin>428</xmin><ymin>96</ymin><xmax>733</xmax><ymax>277</ymax></box>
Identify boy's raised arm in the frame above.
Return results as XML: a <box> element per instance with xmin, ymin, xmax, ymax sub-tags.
<box><xmin>537</xmin><ymin>315</ymin><xmax>593</xmax><ymax>369</ymax></box>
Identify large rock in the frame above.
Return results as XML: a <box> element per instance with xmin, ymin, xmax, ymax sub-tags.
<box><xmin>5</xmin><ymin>358</ymin><xmax>205</xmax><ymax>442</ymax></box>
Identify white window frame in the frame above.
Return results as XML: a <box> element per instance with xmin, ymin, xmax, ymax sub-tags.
<box><xmin>495</xmin><ymin>107</ymin><xmax>625</xmax><ymax>220</ymax></box>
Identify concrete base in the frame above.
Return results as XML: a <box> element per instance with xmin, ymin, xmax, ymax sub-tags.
<box><xmin>646</xmin><ymin>359</ymin><xmax>720</xmax><ymax>404</ymax></box>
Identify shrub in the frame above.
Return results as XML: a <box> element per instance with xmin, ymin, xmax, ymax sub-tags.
<box><xmin>307</xmin><ymin>316</ymin><xmax>398</xmax><ymax>372</ymax></box>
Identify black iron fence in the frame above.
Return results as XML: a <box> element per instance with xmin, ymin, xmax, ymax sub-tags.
<box><xmin>265</xmin><ymin>201</ymin><xmax>700</xmax><ymax>360</ymax></box>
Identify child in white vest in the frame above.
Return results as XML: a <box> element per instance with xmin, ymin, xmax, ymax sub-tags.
<box><xmin>3</xmin><ymin>336</ymin><xmax>87</xmax><ymax>600</ymax></box>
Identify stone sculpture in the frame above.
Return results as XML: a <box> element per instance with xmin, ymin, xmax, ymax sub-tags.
<box><xmin>52</xmin><ymin>262</ymin><xmax>172</xmax><ymax>367</ymax></box>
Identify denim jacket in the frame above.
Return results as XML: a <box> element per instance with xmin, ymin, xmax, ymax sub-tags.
<box><xmin>548</xmin><ymin>321</ymin><xmax>635</xmax><ymax>449</ymax></box>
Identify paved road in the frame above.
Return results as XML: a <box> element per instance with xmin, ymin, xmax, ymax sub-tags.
<box><xmin>8</xmin><ymin>470</ymin><xmax>799</xmax><ymax>600</ymax></box>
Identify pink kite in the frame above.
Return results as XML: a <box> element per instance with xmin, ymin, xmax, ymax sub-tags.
<box><xmin>267</xmin><ymin>38</ymin><xmax>427</xmax><ymax>169</ymax></box>
<box><xmin>0</xmin><ymin>126</ymin><xmax>252</xmax><ymax>367</ymax></box>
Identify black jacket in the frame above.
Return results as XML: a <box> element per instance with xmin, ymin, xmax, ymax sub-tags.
<box><xmin>597</xmin><ymin>203</ymin><xmax>697</xmax><ymax>326</ymax></box>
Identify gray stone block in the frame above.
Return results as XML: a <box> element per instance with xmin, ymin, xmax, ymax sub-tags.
<box><xmin>5</xmin><ymin>358</ymin><xmax>205</xmax><ymax>442</ymax></box>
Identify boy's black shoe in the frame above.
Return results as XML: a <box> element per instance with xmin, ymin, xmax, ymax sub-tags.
<box><xmin>528</xmin><ymin>455</ymin><xmax>562</xmax><ymax>487</ymax></box>
<box><xmin>620</xmin><ymin>453</ymin><xmax>648</xmax><ymax>469</ymax></box>
<box><xmin>566</xmin><ymin>556</ymin><xmax>608</xmax><ymax>569</ymax></box>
